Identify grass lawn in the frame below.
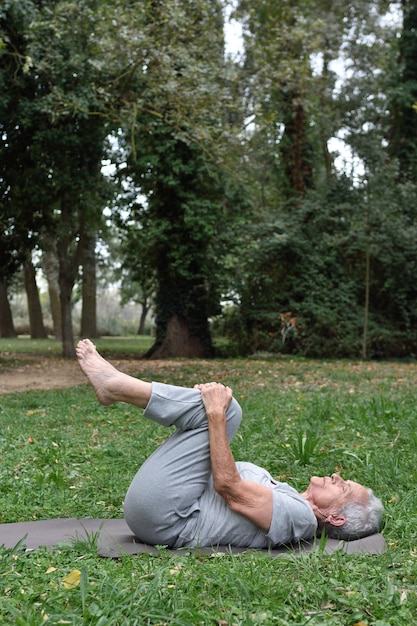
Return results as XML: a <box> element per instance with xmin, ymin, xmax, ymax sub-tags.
<box><xmin>0</xmin><ymin>336</ymin><xmax>155</xmax><ymax>360</ymax></box>
<box><xmin>1</xmin><ymin>347</ymin><xmax>417</xmax><ymax>624</ymax></box>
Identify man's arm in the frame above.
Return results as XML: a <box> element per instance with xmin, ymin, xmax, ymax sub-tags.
<box><xmin>196</xmin><ymin>382</ymin><xmax>273</xmax><ymax>532</ymax></box>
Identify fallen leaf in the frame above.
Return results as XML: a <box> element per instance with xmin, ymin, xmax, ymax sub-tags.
<box><xmin>400</xmin><ymin>589</ymin><xmax>408</xmax><ymax>603</ymax></box>
<box><xmin>61</xmin><ymin>569</ymin><xmax>81</xmax><ymax>589</ymax></box>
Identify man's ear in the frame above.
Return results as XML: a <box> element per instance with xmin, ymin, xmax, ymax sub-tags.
<box><xmin>326</xmin><ymin>513</ymin><xmax>346</xmax><ymax>527</ymax></box>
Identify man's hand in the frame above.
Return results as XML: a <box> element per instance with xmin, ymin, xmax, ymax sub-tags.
<box><xmin>194</xmin><ymin>382</ymin><xmax>233</xmax><ymax>422</ymax></box>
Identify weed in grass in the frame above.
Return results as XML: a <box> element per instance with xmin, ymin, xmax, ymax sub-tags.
<box><xmin>287</xmin><ymin>430</ymin><xmax>320</xmax><ymax>466</ymax></box>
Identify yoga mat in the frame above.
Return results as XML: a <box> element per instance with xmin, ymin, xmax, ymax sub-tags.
<box><xmin>0</xmin><ymin>518</ymin><xmax>386</xmax><ymax>557</ymax></box>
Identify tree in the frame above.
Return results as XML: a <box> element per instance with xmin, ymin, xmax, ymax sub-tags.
<box><xmin>80</xmin><ymin>231</ymin><xmax>99</xmax><ymax>339</ymax></box>
<box><xmin>23</xmin><ymin>253</ymin><xmax>48</xmax><ymax>338</ymax></box>
<box><xmin>389</xmin><ymin>0</ymin><xmax>417</xmax><ymax>179</ymax></box>
<box><xmin>332</xmin><ymin>1</ymin><xmax>417</xmax><ymax>357</ymax></box>
<box><xmin>125</xmin><ymin>121</ymin><xmax>228</xmax><ymax>357</ymax></box>
<box><xmin>1</xmin><ymin>0</ymin><xmax>116</xmax><ymax>355</ymax></box>
<box><xmin>0</xmin><ymin>279</ymin><xmax>17</xmax><ymax>338</ymax></box>
<box><xmin>115</xmin><ymin>0</ymin><xmax>246</xmax><ymax>357</ymax></box>
<box><xmin>0</xmin><ymin>212</ymin><xmax>27</xmax><ymax>338</ymax></box>
<box><xmin>42</xmin><ymin>240</ymin><xmax>62</xmax><ymax>340</ymax></box>
<box><xmin>0</xmin><ymin>0</ymin><xmax>46</xmax><ymax>337</ymax></box>
<box><xmin>223</xmin><ymin>0</ymin><xmax>417</xmax><ymax>358</ymax></box>
<box><xmin>235</xmin><ymin>0</ymin><xmax>345</xmax><ymax>205</ymax></box>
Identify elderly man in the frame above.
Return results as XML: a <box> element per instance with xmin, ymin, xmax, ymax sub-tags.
<box><xmin>76</xmin><ymin>339</ymin><xmax>383</xmax><ymax>549</ymax></box>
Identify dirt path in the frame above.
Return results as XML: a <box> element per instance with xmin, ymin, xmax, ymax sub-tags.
<box><xmin>0</xmin><ymin>357</ymin><xmax>143</xmax><ymax>395</ymax></box>
<box><xmin>0</xmin><ymin>355</ymin><xmax>193</xmax><ymax>395</ymax></box>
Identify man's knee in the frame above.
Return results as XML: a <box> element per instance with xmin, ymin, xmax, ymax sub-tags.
<box><xmin>124</xmin><ymin>480</ymin><xmax>188</xmax><ymax>546</ymax></box>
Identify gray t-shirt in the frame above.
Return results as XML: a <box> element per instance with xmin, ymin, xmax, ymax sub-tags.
<box><xmin>176</xmin><ymin>461</ymin><xmax>318</xmax><ymax>548</ymax></box>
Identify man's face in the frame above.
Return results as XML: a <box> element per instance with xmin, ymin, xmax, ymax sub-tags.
<box><xmin>303</xmin><ymin>474</ymin><xmax>369</xmax><ymax>521</ymax></box>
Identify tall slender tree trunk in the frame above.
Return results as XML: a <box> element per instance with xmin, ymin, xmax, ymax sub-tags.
<box><xmin>43</xmin><ymin>247</ymin><xmax>62</xmax><ymax>341</ymax></box>
<box><xmin>280</xmin><ymin>96</ymin><xmax>314</xmax><ymax>198</ymax></box>
<box><xmin>389</xmin><ymin>0</ymin><xmax>417</xmax><ymax>180</ymax></box>
<box><xmin>57</xmin><ymin>193</ymin><xmax>81</xmax><ymax>358</ymax></box>
<box><xmin>23</xmin><ymin>255</ymin><xmax>48</xmax><ymax>339</ymax></box>
<box><xmin>80</xmin><ymin>231</ymin><xmax>99</xmax><ymax>338</ymax></box>
<box><xmin>362</xmin><ymin>240</ymin><xmax>371</xmax><ymax>360</ymax></box>
<box><xmin>58</xmin><ymin>244</ymin><xmax>76</xmax><ymax>358</ymax></box>
<box><xmin>137</xmin><ymin>305</ymin><xmax>149</xmax><ymax>336</ymax></box>
<box><xmin>0</xmin><ymin>279</ymin><xmax>17</xmax><ymax>338</ymax></box>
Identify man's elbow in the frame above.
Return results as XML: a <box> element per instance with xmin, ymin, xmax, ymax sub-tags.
<box><xmin>214</xmin><ymin>477</ymin><xmax>241</xmax><ymax>507</ymax></box>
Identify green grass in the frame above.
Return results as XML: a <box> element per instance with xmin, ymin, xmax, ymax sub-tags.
<box><xmin>1</xmin><ymin>352</ymin><xmax>417</xmax><ymax>624</ymax></box>
<box><xmin>0</xmin><ymin>336</ymin><xmax>154</xmax><ymax>361</ymax></box>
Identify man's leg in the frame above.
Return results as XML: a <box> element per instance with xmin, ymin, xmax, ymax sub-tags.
<box><xmin>76</xmin><ymin>339</ymin><xmax>152</xmax><ymax>408</ymax></box>
<box><xmin>123</xmin><ymin>382</ymin><xmax>242</xmax><ymax>547</ymax></box>
<box><xmin>76</xmin><ymin>339</ymin><xmax>242</xmax><ymax>547</ymax></box>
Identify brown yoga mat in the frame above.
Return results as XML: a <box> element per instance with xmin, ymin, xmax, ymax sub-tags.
<box><xmin>0</xmin><ymin>518</ymin><xmax>386</xmax><ymax>557</ymax></box>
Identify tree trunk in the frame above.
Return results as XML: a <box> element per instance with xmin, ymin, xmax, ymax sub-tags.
<box><xmin>23</xmin><ymin>256</ymin><xmax>48</xmax><ymax>339</ymax></box>
<box><xmin>389</xmin><ymin>0</ymin><xmax>417</xmax><ymax>180</ymax></box>
<box><xmin>57</xmin><ymin>193</ymin><xmax>81</xmax><ymax>358</ymax></box>
<box><xmin>58</xmin><ymin>256</ymin><xmax>76</xmax><ymax>358</ymax></box>
<box><xmin>80</xmin><ymin>231</ymin><xmax>99</xmax><ymax>338</ymax></box>
<box><xmin>146</xmin><ymin>265</ymin><xmax>215</xmax><ymax>359</ymax></box>
<box><xmin>280</xmin><ymin>95</ymin><xmax>314</xmax><ymax>198</ymax></box>
<box><xmin>43</xmin><ymin>248</ymin><xmax>62</xmax><ymax>341</ymax></box>
<box><xmin>362</xmin><ymin>240</ymin><xmax>371</xmax><ymax>360</ymax></box>
<box><xmin>137</xmin><ymin>299</ymin><xmax>150</xmax><ymax>335</ymax></box>
<box><xmin>0</xmin><ymin>279</ymin><xmax>17</xmax><ymax>338</ymax></box>
<box><xmin>320</xmin><ymin>39</ymin><xmax>334</xmax><ymax>187</ymax></box>
<box><xmin>147</xmin><ymin>314</ymin><xmax>207</xmax><ymax>358</ymax></box>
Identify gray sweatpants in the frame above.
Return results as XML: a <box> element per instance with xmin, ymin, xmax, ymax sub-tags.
<box><xmin>123</xmin><ymin>382</ymin><xmax>242</xmax><ymax>547</ymax></box>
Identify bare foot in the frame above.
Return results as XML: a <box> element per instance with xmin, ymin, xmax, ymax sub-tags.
<box><xmin>76</xmin><ymin>339</ymin><xmax>122</xmax><ymax>405</ymax></box>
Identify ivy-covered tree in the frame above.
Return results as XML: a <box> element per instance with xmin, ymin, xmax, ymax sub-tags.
<box><xmin>124</xmin><ymin>118</ymin><xmax>234</xmax><ymax>357</ymax></box>
<box><xmin>116</xmin><ymin>0</ymin><xmax>246</xmax><ymax>357</ymax></box>
<box><xmin>235</xmin><ymin>0</ymin><xmax>346</xmax><ymax>205</ymax></box>
<box><xmin>389</xmin><ymin>0</ymin><xmax>417</xmax><ymax>179</ymax></box>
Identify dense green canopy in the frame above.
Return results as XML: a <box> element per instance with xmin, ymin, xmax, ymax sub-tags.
<box><xmin>1</xmin><ymin>0</ymin><xmax>416</xmax><ymax>358</ymax></box>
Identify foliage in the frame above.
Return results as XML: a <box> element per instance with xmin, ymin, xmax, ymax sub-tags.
<box><xmin>112</xmin><ymin>0</ymin><xmax>249</xmax><ymax>356</ymax></box>
<box><xmin>2</xmin><ymin>0</ymin><xmax>417</xmax><ymax>360</ymax></box>
<box><xmin>1</xmin><ymin>353</ymin><xmax>417</xmax><ymax>623</ymax></box>
<box><xmin>388</xmin><ymin>0</ymin><xmax>417</xmax><ymax>179</ymax></box>
<box><xmin>124</xmin><ymin>116</ymin><xmax>245</xmax><ymax>356</ymax></box>
<box><xmin>223</xmin><ymin>165</ymin><xmax>417</xmax><ymax>359</ymax></box>
<box><xmin>220</xmin><ymin>178</ymin><xmax>360</xmax><ymax>357</ymax></box>
<box><xmin>215</xmin><ymin>2</ymin><xmax>417</xmax><ymax>359</ymax></box>
<box><xmin>0</xmin><ymin>0</ymin><xmax>117</xmax><ymax>352</ymax></box>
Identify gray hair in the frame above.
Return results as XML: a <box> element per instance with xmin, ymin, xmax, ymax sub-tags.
<box><xmin>323</xmin><ymin>488</ymin><xmax>384</xmax><ymax>540</ymax></box>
